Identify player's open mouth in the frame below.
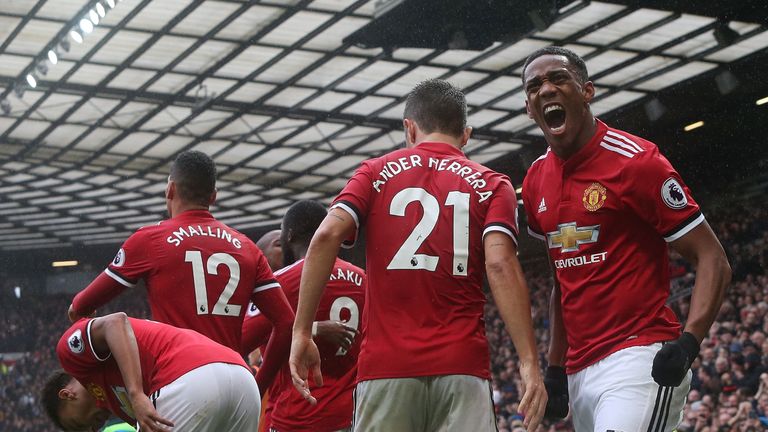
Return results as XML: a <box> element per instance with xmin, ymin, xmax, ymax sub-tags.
<box><xmin>543</xmin><ymin>103</ymin><xmax>566</xmax><ymax>134</ymax></box>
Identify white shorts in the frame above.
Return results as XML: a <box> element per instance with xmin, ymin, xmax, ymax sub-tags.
<box><xmin>352</xmin><ymin>375</ymin><xmax>497</xmax><ymax>432</ymax></box>
<box><xmin>150</xmin><ymin>362</ymin><xmax>261</xmax><ymax>432</ymax></box>
<box><xmin>569</xmin><ymin>343</ymin><xmax>691</xmax><ymax>432</ymax></box>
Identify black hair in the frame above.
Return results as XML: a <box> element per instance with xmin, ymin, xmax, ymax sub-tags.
<box><xmin>522</xmin><ymin>46</ymin><xmax>589</xmax><ymax>84</ymax></box>
<box><xmin>41</xmin><ymin>369</ymin><xmax>73</xmax><ymax>430</ymax></box>
<box><xmin>403</xmin><ymin>79</ymin><xmax>467</xmax><ymax>137</ymax></box>
<box><xmin>283</xmin><ymin>200</ymin><xmax>327</xmax><ymax>247</ymax></box>
<box><xmin>169</xmin><ymin>150</ymin><xmax>217</xmax><ymax>206</ymax></box>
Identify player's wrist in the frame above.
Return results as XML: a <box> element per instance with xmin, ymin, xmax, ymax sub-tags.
<box><xmin>678</xmin><ymin>331</ymin><xmax>700</xmax><ymax>362</ymax></box>
<box><xmin>311</xmin><ymin>321</ymin><xmax>319</xmax><ymax>338</ymax></box>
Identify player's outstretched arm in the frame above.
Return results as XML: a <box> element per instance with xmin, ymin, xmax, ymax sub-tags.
<box><xmin>89</xmin><ymin>313</ymin><xmax>174</xmax><ymax>432</ymax></box>
<box><xmin>290</xmin><ymin>208</ymin><xmax>355</xmax><ymax>404</ymax></box>
<box><xmin>251</xmin><ymin>288</ymin><xmax>295</xmax><ymax>395</ymax></box>
<box><xmin>240</xmin><ymin>314</ymin><xmax>273</xmax><ymax>357</ymax></box>
<box><xmin>653</xmin><ymin>221</ymin><xmax>731</xmax><ymax>386</ymax></box>
<box><xmin>69</xmin><ymin>273</ymin><xmax>127</xmax><ymax>322</ymax></box>
<box><xmin>484</xmin><ymin>231</ymin><xmax>546</xmax><ymax>431</ymax></box>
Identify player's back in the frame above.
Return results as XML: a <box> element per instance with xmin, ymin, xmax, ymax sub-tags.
<box><xmin>270</xmin><ymin>258</ymin><xmax>365</xmax><ymax>432</ymax></box>
<box><xmin>333</xmin><ymin>141</ymin><xmax>518</xmax><ymax>381</ymax></box>
<box><xmin>108</xmin><ymin>210</ymin><xmax>276</xmax><ymax>351</ymax></box>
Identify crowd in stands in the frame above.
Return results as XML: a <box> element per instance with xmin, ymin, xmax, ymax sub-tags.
<box><xmin>1</xmin><ymin>203</ymin><xmax>766</xmax><ymax>431</ymax></box>
<box><xmin>0</xmin><ymin>289</ymin><xmax>149</xmax><ymax>432</ymax></box>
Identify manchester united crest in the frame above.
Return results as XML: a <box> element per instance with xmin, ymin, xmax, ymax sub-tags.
<box><xmin>87</xmin><ymin>383</ymin><xmax>106</xmax><ymax>401</ymax></box>
<box><xmin>583</xmin><ymin>182</ymin><xmax>607</xmax><ymax>212</ymax></box>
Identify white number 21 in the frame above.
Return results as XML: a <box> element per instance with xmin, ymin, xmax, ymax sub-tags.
<box><xmin>387</xmin><ymin>188</ymin><xmax>470</xmax><ymax>276</ymax></box>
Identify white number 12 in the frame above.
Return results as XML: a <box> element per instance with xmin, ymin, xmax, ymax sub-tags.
<box><xmin>387</xmin><ymin>188</ymin><xmax>470</xmax><ymax>276</ymax></box>
<box><xmin>185</xmin><ymin>251</ymin><xmax>242</xmax><ymax>316</ymax></box>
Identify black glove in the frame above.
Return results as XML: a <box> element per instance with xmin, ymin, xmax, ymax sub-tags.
<box><xmin>652</xmin><ymin>332</ymin><xmax>700</xmax><ymax>387</ymax></box>
<box><xmin>543</xmin><ymin>365</ymin><xmax>569</xmax><ymax>419</ymax></box>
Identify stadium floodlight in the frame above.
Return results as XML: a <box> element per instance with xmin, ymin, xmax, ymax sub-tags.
<box><xmin>96</xmin><ymin>3</ymin><xmax>106</xmax><ymax>17</ymax></box>
<box><xmin>713</xmin><ymin>21</ymin><xmax>739</xmax><ymax>46</ymax></box>
<box><xmin>52</xmin><ymin>260</ymin><xmax>79</xmax><ymax>267</ymax></box>
<box><xmin>59</xmin><ymin>37</ymin><xmax>71</xmax><ymax>52</ymax></box>
<box><xmin>757</xmin><ymin>96</ymin><xmax>768</xmax><ymax>106</ymax></box>
<box><xmin>48</xmin><ymin>49</ymin><xmax>58</xmax><ymax>64</ymax></box>
<box><xmin>70</xmin><ymin>28</ymin><xmax>84</xmax><ymax>43</ymax></box>
<box><xmin>684</xmin><ymin>120</ymin><xmax>704</xmax><ymax>132</ymax></box>
<box><xmin>36</xmin><ymin>62</ymin><xmax>48</xmax><ymax>76</ymax></box>
<box><xmin>106</xmin><ymin>0</ymin><xmax>116</xmax><ymax>8</ymax></box>
<box><xmin>13</xmin><ymin>83</ymin><xmax>25</xmax><ymax>98</ymax></box>
<box><xmin>26</xmin><ymin>73</ymin><xmax>37</xmax><ymax>88</ymax></box>
<box><xmin>80</xmin><ymin>17</ymin><xmax>94</xmax><ymax>34</ymax></box>
<box><xmin>0</xmin><ymin>99</ymin><xmax>11</xmax><ymax>115</ymax></box>
<box><xmin>89</xmin><ymin>9</ymin><xmax>100</xmax><ymax>25</ymax></box>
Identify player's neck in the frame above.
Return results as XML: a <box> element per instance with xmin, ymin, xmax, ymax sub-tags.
<box><xmin>295</xmin><ymin>245</ymin><xmax>310</xmax><ymax>261</ymax></box>
<box><xmin>413</xmin><ymin>132</ymin><xmax>464</xmax><ymax>149</ymax></box>
<box><xmin>170</xmin><ymin>202</ymin><xmax>210</xmax><ymax>218</ymax></box>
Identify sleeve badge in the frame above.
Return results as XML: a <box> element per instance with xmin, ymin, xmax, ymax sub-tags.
<box><xmin>661</xmin><ymin>178</ymin><xmax>688</xmax><ymax>209</ymax></box>
<box><xmin>67</xmin><ymin>329</ymin><xmax>84</xmax><ymax>354</ymax></box>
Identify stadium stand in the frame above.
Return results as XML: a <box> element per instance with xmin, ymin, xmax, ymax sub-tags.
<box><xmin>2</xmin><ymin>203</ymin><xmax>766</xmax><ymax>431</ymax></box>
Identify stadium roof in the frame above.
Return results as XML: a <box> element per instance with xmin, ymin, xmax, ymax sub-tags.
<box><xmin>0</xmin><ymin>0</ymin><xmax>767</xmax><ymax>252</ymax></box>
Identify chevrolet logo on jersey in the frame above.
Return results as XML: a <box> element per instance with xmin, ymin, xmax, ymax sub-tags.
<box><xmin>547</xmin><ymin>222</ymin><xmax>600</xmax><ymax>253</ymax></box>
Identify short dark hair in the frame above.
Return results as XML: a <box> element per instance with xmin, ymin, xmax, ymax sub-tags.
<box><xmin>522</xmin><ymin>46</ymin><xmax>589</xmax><ymax>84</ymax></box>
<box><xmin>403</xmin><ymin>79</ymin><xmax>467</xmax><ymax>137</ymax></box>
<box><xmin>169</xmin><ymin>150</ymin><xmax>217</xmax><ymax>206</ymax></box>
<box><xmin>41</xmin><ymin>369</ymin><xmax>73</xmax><ymax>430</ymax></box>
<box><xmin>283</xmin><ymin>200</ymin><xmax>327</xmax><ymax>246</ymax></box>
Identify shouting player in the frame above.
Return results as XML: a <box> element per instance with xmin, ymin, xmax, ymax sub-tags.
<box><xmin>290</xmin><ymin>79</ymin><xmax>546</xmax><ymax>431</ymax></box>
<box><xmin>67</xmin><ymin>150</ymin><xmax>294</xmax><ymax>394</ymax></box>
<box><xmin>43</xmin><ymin>312</ymin><xmax>260</xmax><ymax>431</ymax></box>
<box><xmin>521</xmin><ymin>46</ymin><xmax>731</xmax><ymax>430</ymax></box>
<box><xmin>244</xmin><ymin>200</ymin><xmax>364</xmax><ymax>432</ymax></box>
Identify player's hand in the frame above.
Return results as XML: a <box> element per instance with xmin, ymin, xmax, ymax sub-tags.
<box><xmin>652</xmin><ymin>332</ymin><xmax>700</xmax><ymax>387</ymax></box>
<box><xmin>543</xmin><ymin>365</ymin><xmax>569</xmax><ymax>419</ymax></box>
<box><xmin>129</xmin><ymin>393</ymin><xmax>174</xmax><ymax>431</ymax></box>
<box><xmin>67</xmin><ymin>304</ymin><xmax>95</xmax><ymax>323</ymax></box>
<box><xmin>314</xmin><ymin>320</ymin><xmax>357</xmax><ymax>351</ymax></box>
<box><xmin>517</xmin><ymin>361</ymin><xmax>547</xmax><ymax>431</ymax></box>
<box><xmin>289</xmin><ymin>334</ymin><xmax>323</xmax><ymax>405</ymax></box>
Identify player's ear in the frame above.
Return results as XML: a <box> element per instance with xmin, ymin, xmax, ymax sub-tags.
<box><xmin>208</xmin><ymin>188</ymin><xmax>217</xmax><ymax>206</ymax></box>
<box><xmin>582</xmin><ymin>80</ymin><xmax>595</xmax><ymax>103</ymax></box>
<box><xmin>403</xmin><ymin>118</ymin><xmax>417</xmax><ymax>148</ymax></box>
<box><xmin>58</xmin><ymin>388</ymin><xmax>75</xmax><ymax>400</ymax></box>
<box><xmin>525</xmin><ymin>99</ymin><xmax>533</xmax><ymax>119</ymax></box>
<box><xmin>165</xmin><ymin>180</ymin><xmax>175</xmax><ymax>201</ymax></box>
<box><xmin>460</xmin><ymin>126</ymin><xmax>472</xmax><ymax>148</ymax></box>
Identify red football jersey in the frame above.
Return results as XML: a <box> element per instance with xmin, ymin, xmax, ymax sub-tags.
<box><xmin>522</xmin><ymin>120</ymin><xmax>703</xmax><ymax>373</ymax></box>
<box><xmin>268</xmin><ymin>258</ymin><xmax>365</xmax><ymax>432</ymax></box>
<box><xmin>56</xmin><ymin>317</ymin><xmax>248</xmax><ymax>424</ymax></box>
<box><xmin>332</xmin><ymin>141</ymin><xmax>519</xmax><ymax>381</ymax></box>
<box><xmin>104</xmin><ymin>210</ymin><xmax>279</xmax><ymax>351</ymax></box>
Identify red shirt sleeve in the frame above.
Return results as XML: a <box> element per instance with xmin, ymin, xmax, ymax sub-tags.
<box><xmin>521</xmin><ymin>170</ymin><xmax>545</xmax><ymax>241</ymax></box>
<box><xmin>483</xmin><ymin>175</ymin><xmax>519</xmax><ymax>245</ymax></box>
<box><xmin>71</xmin><ymin>273</ymin><xmax>127</xmax><ymax>317</ymax></box>
<box><xmin>251</xmin><ymin>285</ymin><xmax>295</xmax><ymax>395</ymax></box>
<box><xmin>252</xmin><ymin>248</ymin><xmax>280</xmax><ymax>295</ymax></box>
<box><xmin>331</xmin><ymin>161</ymin><xmax>374</xmax><ymax>248</ymax></box>
<box><xmin>106</xmin><ymin>229</ymin><xmax>154</xmax><ymax>287</ymax></box>
<box><xmin>240</xmin><ymin>268</ymin><xmax>300</xmax><ymax>356</ymax></box>
<box><xmin>57</xmin><ymin>319</ymin><xmax>106</xmax><ymax>376</ymax></box>
<box><xmin>620</xmin><ymin>148</ymin><xmax>703</xmax><ymax>242</ymax></box>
